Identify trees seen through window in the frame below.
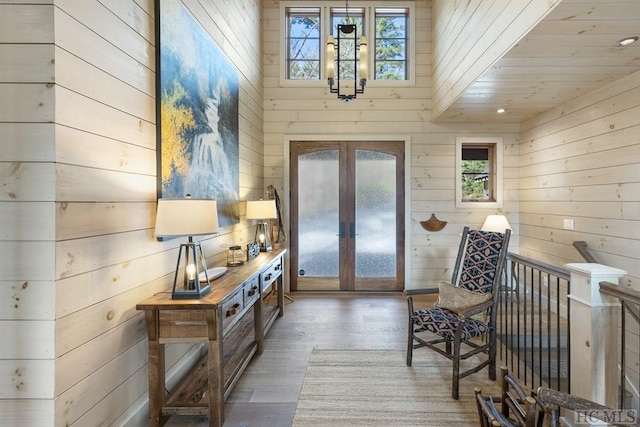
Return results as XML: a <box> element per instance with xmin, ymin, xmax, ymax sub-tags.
<box><xmin>285</xmin><ymin>4</ymin><xmax>410</xmax><ymax>81</ymax></box>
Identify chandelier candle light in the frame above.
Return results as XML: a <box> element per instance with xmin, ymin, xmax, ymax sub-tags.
<box><xmin>326</xmin><ymin>1</ymin><xmax>368</xmax><ymax>102</ymax></box>
<box><xmin>154</xmin><ymin>198</ymin><xmax>219</xmax><ymax>299</ymax></box>
<box><xmin>246</xmin><ymin>199</ymin><xmax>278</xmax><ymax>252</ymax></box>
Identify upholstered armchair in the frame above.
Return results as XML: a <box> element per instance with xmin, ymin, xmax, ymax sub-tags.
<box><xmin>406</xmin><ymin>226</ymin><xmax>511</xmax><ymax>399</ymax></box>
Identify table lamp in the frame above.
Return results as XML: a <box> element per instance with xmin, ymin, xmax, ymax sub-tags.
<box><xmin>481</xmin><ymin>214</ymin><xmax>511</xmax><ymax>233</ymax></box>
<box><xmin>155</xmin><ymin>198</ymin><xmax>219</xmax><ymax>299</ymax></box>
<box><xmin>246</xmin><ymin>199</ymin><xmax>277</xmax><ymax>252</ymax></box>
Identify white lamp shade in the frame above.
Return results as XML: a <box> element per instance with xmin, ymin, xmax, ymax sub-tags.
<box><xmin>155</xmin><ymin>199</ymin><xmax>219</xmax><ymax>238</ymax></box>
<box><xmin>246</xmin><ymin>199</ymin><xmax>277</xmax><ymax>220</ymax></box>
<box><xmin>481</xmin><ymin>214</ymin><xmax>511</xmax><ymax>233</ymax></box>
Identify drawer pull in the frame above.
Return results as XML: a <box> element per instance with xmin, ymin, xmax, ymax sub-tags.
<box><xmin>247</xmin><ymin>286</ymin><xmax>258</xmax><ymax>296</ymax></box>
<box><xmin>275</xmin><ymin>264</ymin><xmax>281</xmax><ymax>271</ymax></box>
<box><xmin>226</xmin><ymin>303</ymin><xmax>241</xmax><ymax>317</ymax></box>
<box><xmin>265</xmin><ymin>273</ymin><xmax>272</xmax><ymax>281</ymax></box>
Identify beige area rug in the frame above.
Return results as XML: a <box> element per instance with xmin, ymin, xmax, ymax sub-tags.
<box><xmin>292</xmin><ymin>348</ymin><xmax>501</xmax><ymax>426</ymax></box>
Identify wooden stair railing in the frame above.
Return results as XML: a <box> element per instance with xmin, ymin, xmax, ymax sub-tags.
<box><xmin>599</xmin><ymin>281</ymin><xmax>640</xmax><ymax>411</ymax></box>
<box><xmin>572</xmin><ymin>241</ymin><xmax>597</xmax><ymax>263</ymax></box>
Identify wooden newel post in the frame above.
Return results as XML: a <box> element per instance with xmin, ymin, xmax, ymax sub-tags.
<box><xmin>565</xmin><ymin>263</ymin><xmax>627</xmax><ymax>409</ymax></box>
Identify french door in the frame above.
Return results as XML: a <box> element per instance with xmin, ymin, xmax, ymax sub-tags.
<box><xmin>290</xmin><ymin>141</ymin><xmax>405</xmax><ymax>291</ymax></box>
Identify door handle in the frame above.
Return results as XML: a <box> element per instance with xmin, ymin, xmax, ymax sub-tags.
<box><xmin>338</xmin><ymin>221</ymin><xmax>346</xmax><ymax>238</ymax></box>
<box><xmin>349</xmin><ymin>222</ymin><xmax>356</xmax><ymax>238</ymax></box>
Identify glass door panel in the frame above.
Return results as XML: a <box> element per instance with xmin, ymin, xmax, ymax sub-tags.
<box><xmin>290</xmin><ymin>140</ymin><xmax>404</xmax><ymax>292</ymax></box>
<box><xmin>355</xmin><ymin>150</ymin><xmax>396</xmax><ymax>278</ymax></box>
<box><xmin>296</xmin><ymin>149</ymin><xmax>340</xmax><ymax>291</ymax></box>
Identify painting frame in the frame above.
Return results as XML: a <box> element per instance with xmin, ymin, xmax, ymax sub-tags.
<box><xmin>155</xmin><ymin>0</ymin><xmax>240</xmax><ymax>228</ymax></box>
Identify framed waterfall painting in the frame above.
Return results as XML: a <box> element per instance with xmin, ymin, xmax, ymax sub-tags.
<box><xmin>155</xmin><ymin>0</ymin><xmax>240</xmax><ymax>227</ymax></box>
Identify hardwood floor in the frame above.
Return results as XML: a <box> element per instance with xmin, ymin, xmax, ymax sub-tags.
<box><xmin>163</xmin><ymin>292</ymin><xmax>446</xmax><ymax>427</ymax></box>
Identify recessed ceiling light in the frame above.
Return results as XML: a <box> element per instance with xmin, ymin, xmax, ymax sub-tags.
<box><xmin>616</xmin><ymin>36</ymin><xmax>638</xmax><ymax>47</ymax></box>
<box><xmin>496</xmin><ymin>108</ymin><xmax>506</xmax><ymax>114</ymax></box>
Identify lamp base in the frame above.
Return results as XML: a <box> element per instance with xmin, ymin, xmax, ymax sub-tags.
<box><xmin>172</xmin><ymin>284</ymin><xmax>211</xmax><ymax>299</ymax></box>
<box><xmin>255</xmin><ymin>222</ymin><xmax>273</xmax><ymax>253</ymax></box>
<box><xmin>171</xmin><ymin>241</ymin><xmax>212</xmax><ymax>300</ymax></box>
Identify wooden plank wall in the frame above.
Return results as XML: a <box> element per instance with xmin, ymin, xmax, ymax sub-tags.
<box><xmin>0</xmin><ymin>0</ymin><xmax>263</xmax><ymax>425</ymax></box>
<box><xmin>519</xmin><ymin>70</ymin><xmax>640</xmax><ymax>396</ymax></box>
<box><xmin>0</xmin><ymin>1</ymin><xmax>57</xmax><ymax>425</ymax></box>
<box><xmin>519</xmin><ymin>69</ymin><xmax>640</xmax><ymax>287</ymax></box>
<box><xmin>431</xmin><ymin>0</ymin><xmax>562</xmax><ymax>120</ymax></box>
<box><xmin>1</xmin><ymin>0</ymin><xmax>635</xmax><ymax>423</ymax></box>
<box><xmin>262</xmin><ymin>0</ymin><xmax>520</xmax><ymax>291</ymax></box>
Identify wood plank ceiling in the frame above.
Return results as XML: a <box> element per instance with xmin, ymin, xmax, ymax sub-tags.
<box><xmin>435</xmin><ymin>0</ymin><xmax>640</xmax><ymax>123</ymax></box>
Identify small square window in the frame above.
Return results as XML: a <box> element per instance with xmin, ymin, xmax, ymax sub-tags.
<box><xmin>456</xmin><ymin>137</ymin><xmax>503</xmax><ymax>208</ymax></box>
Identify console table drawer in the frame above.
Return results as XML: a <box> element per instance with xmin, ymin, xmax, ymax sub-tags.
<box><xmin>158</xmin><ymin>310</ymin><xmax>209</xmax><ymax>342</ymax></box>
<box><xmin>260</xmin><ymin>256</ymin><xmax>283</xmax><ymax>292</ymax></box>
<box><xmin>221</xmin><ymin>290</ymin><xmax>244</xmax><ymax>330</ymax></box>
<box><xmin>244</xmin><ymin>275</ymin><xmax>260</xmax><ymax>306</ymax></box>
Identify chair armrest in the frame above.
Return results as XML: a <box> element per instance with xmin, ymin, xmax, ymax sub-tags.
<box><xmin>405</xmin><ymin>288</ymin><xmax>439</xmax><ymax>313</ymax></box>
<box><xmin>404</xmin><ymin>288</ymin><xmax>439</xmax><ymax>296</ymax></box>
<box><xmin>536</xmin><ymin>387</ymin><xmax>627</xmax><ymax>427</ymax></box>
<box><xmin>457</xmin><ymin>299</ymin><xmax>493</xmax><ymax>319</ymax></box>
<box><xmin>536</xmin><ymin>387</ymin><xmax>610</xmax><ymax>412</ymax></box>
<box><xmin>505</xmin><ymin>381</ymin><xmax>529</xmax><ymax>402</ymax></box>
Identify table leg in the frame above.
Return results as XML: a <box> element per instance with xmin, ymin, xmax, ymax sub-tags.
<box><xmin>207</xmin><ymin>314</ymin><xmax>224</xmax><ymax>427</ymax></box>
<box><xmin>277</xmin><ymin>263</ymin><xmax>285</xmax><ymax>317</ymax></box>
<box><xmin>145</xmin><ymin>310</ymin><xmax>165</xmax><ymax>427</ymax></box>
<box><xmin>255</xmin><ymin>294</ymin><xmax>264</xmax><ymax>355</ymax></box>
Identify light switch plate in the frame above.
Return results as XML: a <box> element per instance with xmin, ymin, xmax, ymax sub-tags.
<box><xmin>563</xmin><ymin>219</ymin><xmax>575</xmax><ymax>230</ymax></box>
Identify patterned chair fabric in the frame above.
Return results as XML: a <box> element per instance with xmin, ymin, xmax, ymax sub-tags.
<box><xmin>458</xmin><ymin>230</ymin><xmax>504</xmax><ymax>293</ymax></box>
<box><xmin>413</xmin><ymin>306</ymin><xmax>489</xmax><ymax>342</ymax></box>
<box><xmin>405</xmin><ymin>226</ymin><xmax>511</xmax><ymax>400</ymax></box>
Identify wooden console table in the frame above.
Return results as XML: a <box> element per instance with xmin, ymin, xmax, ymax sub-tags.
<box><xmin>136</xmin><ymin>248</ymin><xmax>286</xmax><ymax>426</ymax></box>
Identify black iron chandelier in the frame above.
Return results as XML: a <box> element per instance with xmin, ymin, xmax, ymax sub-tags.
<box><xmin>326</xmin><ymin>1</ymin><xmax>368</xmax><ymax>102</ymax></box>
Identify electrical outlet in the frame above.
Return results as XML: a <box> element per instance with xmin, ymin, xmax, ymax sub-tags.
<box><xmin>563</xmin><ymin>219</ymin><xmax>575</xmax><ymax>230</ymax></box>
<box><xmin>542</xmin><ymin>277</ymin><xmax>548</xmax><ymax>287</ymax></box>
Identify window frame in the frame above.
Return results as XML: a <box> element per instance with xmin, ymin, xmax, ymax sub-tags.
<box><xmin>455</xmin><ymin>137</ymin><xmax>503</xmax><ymax>209</ymax></box>
<box><xmin>374</xmin><ymin>7</ymin><xmax>410</xmax><ymax>81</ymax></box>
<box><xmin>284</xmin><ymin>7</ymin><xmax>322</xmax><ymax>81</ymax></box>
<box><xmin>280</xmin><ymin>1</ymin><xmax>415</xmax><ymax>88</ymax></box>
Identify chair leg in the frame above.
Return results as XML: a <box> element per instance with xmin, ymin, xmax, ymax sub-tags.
<box><xmin>488</xmin><ymin>332</ymin><xmax>497</xmax><ymax>380</ymax></box>
<box><xmin>452</xmin><ymin>338</ymin><xmax>461</xmax><ymax>400</ymax></box>
<box><xmin>406</xmin><ymin>316</ymin><xmax>414</xmax><ymax>366</ymax></box>
<box><xmin>406</xmin><ymin>296</ymin><xmax>414</xmax><ymax>366</ymax></box>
